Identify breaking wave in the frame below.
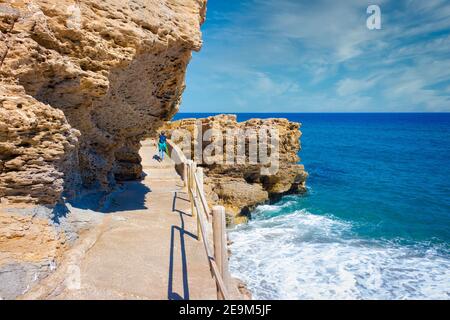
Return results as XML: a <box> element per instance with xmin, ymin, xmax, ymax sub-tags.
<box><xmin>229</xmin><ymin>205</ymin><xmax>450</xmax><ymax>300</ymax></box>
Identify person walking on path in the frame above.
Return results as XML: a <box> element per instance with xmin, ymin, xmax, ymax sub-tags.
<box><xmin>158</xmin><ymin>131</ymin><xmax>168</xmax><ymax>161</ymax></box>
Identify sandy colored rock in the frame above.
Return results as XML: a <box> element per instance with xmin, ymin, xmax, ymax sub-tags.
<box><xmin>205</xmin><ymin>177</ymin><xmax>268</xmax><ymax>222</ymax></box>
<box><xmin>0</xmin><ymin>0</ymin><xmax>207</xmax><ymax>204</ymax></box>
<box><xmin>0</xmin><ymin>85</ymin><xmax>80</xmax><ymax>204</ymax></box>
<box><xmin>0</xmin><ymin>0</ymin><xmax>207</xmax><ymax>298</ymax></box>
<box><xmin>0</xmin><ymin>205</ymin><xmax>102</xmax><ymax>299</ymax></box>
<box><xmin>163</xmin><ymin>114</ymin><xmax>308</xmax><ymax>224</ymax></box>
<box><xmin>0</xmin><ymin>209</ymin><xmax>62</xmax><ymax>264</ymax></box>
<box><xmin>0</xmin><ymin>206</ymin><xmax>62</xmax><ymax>299</ymax></box>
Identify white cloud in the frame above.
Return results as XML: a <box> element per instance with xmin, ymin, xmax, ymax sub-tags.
<box><xmin>381</xmin><ymin>62</ymin><xmax>450</xmax><ymax>111</ymax></box>
<box><xmin>181</xmin><ymin>0</ymin><xmax>450</xmax><ymax>112</ymax></box>
<box><xmin>336</xmin><ymin>76</ymin><xmax>380</xmax><ymax>96</ymax></box>
<box><xmin>253</xmin><ymin>73</ymin><xmax>300</xmax><ymax>96</ymax></box>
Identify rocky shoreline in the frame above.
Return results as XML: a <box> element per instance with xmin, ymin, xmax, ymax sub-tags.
<box><xmin>0</xmin><ymin>113</ymin><xmax>307</xmax><ymax>299</ymax></box>
<box><xmin>0</xmin><ymin>1</ymin><xmax>306</xmax><ymax>300</ymax></box>
<box><xmin>164</xmin><ymin>114</ymin><xmax>308</xmax><ymax>225</ymax></box>
<box><xmin>164</xmin><ymin>114</ymin><xmax>307</xmax><ymax>299</ymax></box>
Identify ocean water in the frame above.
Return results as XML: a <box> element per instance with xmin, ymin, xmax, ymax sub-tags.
<box><xmin>174</xmin><ymin>113</ymin><xmax>450</xmax><ymax>299</ymax></box>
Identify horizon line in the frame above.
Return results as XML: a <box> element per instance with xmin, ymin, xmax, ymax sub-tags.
<box><xmin>177</xmin><ymin>111</ymin><xmax>450</xmax><ymax>114</ymax></box>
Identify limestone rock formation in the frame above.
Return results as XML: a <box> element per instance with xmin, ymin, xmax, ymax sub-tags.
<box><xmin>0</xmin><ymin>205</ymin><xmax>102</xmax><ymax>299</ymax></box>
<box><xmin>164</xmin><ymin>114</ymin><xmax>308</xmax><ymax>224</ymax></box>
<box><xmin>0</xmin><ymin>0</ymin><xmax>207</xmax><ymax>205</ymax></box>
<box><xmin>0</xmin><ymin>84</ymin><xmax>80</xmax><ymax>204</ymax></box>
<box><xmin>0</xmin><ymin>0</ymin><xmax>206</xmax><ymax>299</ymax></box>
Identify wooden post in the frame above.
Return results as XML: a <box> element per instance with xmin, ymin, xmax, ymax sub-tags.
<box><xmin>196</xmin><ymin>166</ymin><xmax>210</xmax><ymax>222</ymax></box>
<box><xmin>188</xmin><ymin>160</ymin><xmax>192</xmax><ymax>192</ymax></box>
<box><xmin>192</xmin><ymin>162</ymin><xmax>201</xmax><ymax>240</ymax></box>
<box><xmin>212</xmin><ymin>206</ymin><xmax>227</xmax><ymax>299</ymax></box>
<box><xmin>188</xmin><ymin>161</ymin><xmax>195</xmax><ymax>217</ymax></box>
<box><xmin>182</xmin><ymin>162</ymin><xmax>188</xmax><ymax>187</ymax></box>
<box><xmin>196</xmin><ymin>167</ymin><xmax>204</xmax><ymax>195</ymax></box>
<box><xmin>191</xmin><ymin>162</ymin><xmax>197</xmax><ymax>198</ymax></box>
<box><xmin>187</xmin><ymin>161</ymin><xmax>199</xmax><ymax>240</ymax></box>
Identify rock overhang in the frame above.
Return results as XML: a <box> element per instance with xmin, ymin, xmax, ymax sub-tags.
<box><xmin>0</xmin><ymin>0</ymin><xmax>207</xmax><ymax>205</ymax></box>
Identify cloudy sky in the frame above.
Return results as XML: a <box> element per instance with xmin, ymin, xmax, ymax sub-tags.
<box><xmin>180</xmin><ymin>0</ymin><xmax>450</xmax><ymax>112</ymax></box>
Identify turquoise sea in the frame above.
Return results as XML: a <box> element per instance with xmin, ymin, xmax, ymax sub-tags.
<box><xmin>174</xmin><ymin>113</ymin><xmax>450</xmax><ymax>299</ymax></box>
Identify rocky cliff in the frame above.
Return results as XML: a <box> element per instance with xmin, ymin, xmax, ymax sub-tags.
<box><xmin>0</xmin><ymin>0</ymin><xmax>206</xmax><ymax>299</ymax></box>
<box><xmin>164</xmin><ymin>114</ymin><xmax>308</xmax><ymax>224</ymax></box>
<box><xmin>0</xmin><ymin>0</ymin><xmax>207</xmax><ymax>205</ymax></box>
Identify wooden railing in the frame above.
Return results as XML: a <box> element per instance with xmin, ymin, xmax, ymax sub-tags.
<box><xmin>167</xmin><ymin>140</ymin><xmax>230</xmax><ymax>300</ymax></box>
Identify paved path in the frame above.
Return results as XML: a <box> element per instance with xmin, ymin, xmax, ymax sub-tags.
<box><xmin>47</xmin><ymin>140</ymin><xmax>217</xmax><ymax>299</ymax></box>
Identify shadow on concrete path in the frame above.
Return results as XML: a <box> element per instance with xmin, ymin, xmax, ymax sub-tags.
<box><xmin>67</xmin><ymin>180</ymin><xmax>151</xmax><ymax>213</ymax></box>
<box><xmin>168</xmin><ymin>192</ymin><xmax>197</xmax><ymax>300</ymax></box>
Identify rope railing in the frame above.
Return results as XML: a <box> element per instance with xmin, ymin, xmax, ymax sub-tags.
<box><xmin>167</xmin><ymin>140</ymin><xmax>230</xmax><ymax>300</ymax></box>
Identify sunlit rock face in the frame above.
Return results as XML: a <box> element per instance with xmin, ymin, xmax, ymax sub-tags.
<box><xmin>164</xmin><ymin>114</ymin><xmax>308</xmax><ymax>224</ymax></box>
<box><xmin>0</xmin><ymin>0</ymin><xmax>207</xmax><ymax>300</ymax></box>
<box><xmin>0</xmin><ymin>0</ymin><xmax>207</xmax><ymax>205</ymax></box>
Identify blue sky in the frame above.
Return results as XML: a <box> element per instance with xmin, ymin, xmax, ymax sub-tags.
<box><xmin>180</xmin><ymin>0</ymin><xmax>450</xmax><ymax>113</ymax></box>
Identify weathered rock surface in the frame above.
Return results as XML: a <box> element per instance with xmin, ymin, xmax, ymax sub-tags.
<box><xmin>0</xmin><ymin>205</ymin><xmax>102</xmax><ymax>299</ymax></box>
<box><xmin>1</xmin><ymin>0</ymin><xmax>207</xmax><ymax>204</ymax></box>
<box><xmin>0</xmin><ymin>84</ymin><xmax>80</xmax><ymax>204</ymax></box>
<box><xmin>164</xmin><ymin>114</ymin><xmax>308</xmax><ymax>224</ymax></box>
<box><xmin>0</xmin><ymin>0</ymin><xmax>207</xmax><ymax>299</ymax></box>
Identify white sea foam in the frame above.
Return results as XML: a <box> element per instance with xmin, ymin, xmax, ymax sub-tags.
<box><xmin>229</xmin><ymin>207</ymin><xmax>450</xmax><ymax>300</ymax></box>
<box><xmin>253</xmin><ymin>200</ymin><xmax>297</xmax><ymax>214</ymax></box>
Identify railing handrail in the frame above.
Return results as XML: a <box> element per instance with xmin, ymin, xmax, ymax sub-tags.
<box><xmin>190</xmin><ymin>188</ymin><xmax>230</xmax><ymax>299</ymax></box>
<box><xmin>167</xmin><ymin>139</ymin><xmax>230</xmax><ymax>300</ymax></box>
<box><xmin>194</xmin><ymin>173</ymin><xmax>211</xmax><ymax>216</ymax></box>
<box><xmin>166</xmin><ymin>139</ymin><xmax>188</xmax><ymax>163</ymax></box>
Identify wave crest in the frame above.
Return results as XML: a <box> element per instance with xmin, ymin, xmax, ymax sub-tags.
<box><xmin>229</xmin><ymin>206</ymin><xmax>450</xmax><ymax>300</ymax></box>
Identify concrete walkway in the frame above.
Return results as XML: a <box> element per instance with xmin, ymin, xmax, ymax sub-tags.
<box><xmin>46</xmin><ymin>140</ymin><xmax>217</xmax><ymax>299</ymax></box>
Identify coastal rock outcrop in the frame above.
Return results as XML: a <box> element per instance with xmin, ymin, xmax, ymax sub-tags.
<box><xmin>0</xmin><ymin>0</ymin><xmax>207</xmax><ymax>299</ymax></box>
<box><xmin>164</xmin><ymin>114</ymin><xmax>308</xmax><ymax>224</ymax></box>
<box><xmin>1</xmin><ymin>0</ymin><xmax>207</xmax><ymax>204</ymax></box>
